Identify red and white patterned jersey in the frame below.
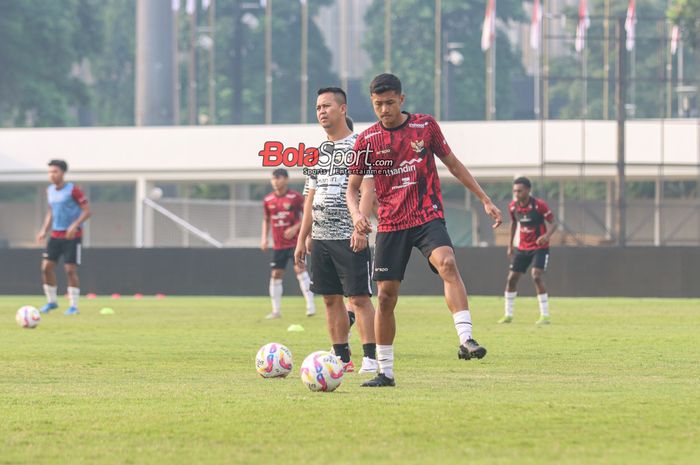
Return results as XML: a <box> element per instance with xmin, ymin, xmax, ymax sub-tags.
<box><xmin>509</xmin><ymin>197</ymin><xmax>554</xmax><ymax>250</ymax></box>
<box><xmin>351</xmin><ymin>112</ymin><xmax>451</xmax><ymax>232</ymax></box>
<box><xmin>263</xmin><ymin>189</ymin><xmax>304</xmax><ymax>250</ymax></box>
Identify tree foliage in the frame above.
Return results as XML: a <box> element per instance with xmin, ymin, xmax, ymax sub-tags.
<box><xmin>361</xmin><ymin>0</ymin><xmax>526</xmax><ymax>120</ymax></box>
<box><xmin>0</xmin><ymin>0</ymin><xmax>102</xmax><ymax>126</ymax></box>
<box><xmin>669</xmin><ymin>0</ymin><xmax>700</xmax><ymax>49</ymax></box>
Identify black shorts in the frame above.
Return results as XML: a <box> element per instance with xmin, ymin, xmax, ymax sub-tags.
<box><xmin>43</xmin><ymin>237</ymin><xmax>82</xmax><ymax>265</ymax></box>
<box><xmin>510</xmin><ymin>248</ymin><xmax>550</xmax><ymax>273</ymax></box>
<box><xmin>373</xmin><ymin>219</ymin><xmax>453</xmax><ymax>282</ymax></box>
<box><xmin>270</xmin><ymin>248</ymin><xmax>295</xmax><ymax>270</ymax></box>
<box><xmin>310</xmin><ymin>239</ymin><xmax>372</xmax><ymax>297</ymax></box>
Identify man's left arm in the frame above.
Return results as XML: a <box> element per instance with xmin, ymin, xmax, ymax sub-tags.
<box><xmin>66</xmin><ymin>186</ymin><xmax>91</xmax><ymax>239</ymax></box>
<box><xmin>439</xmin><ymin>152</ymin><xmax>502</xmax><ymax>228</ymax></box>
<box><xmin>284</xmin><ymin>194</ymin><xmax>304</xmax><ymax>238</ymax></box>
<box><xmin>536</xmin><ymin>201</ymin><xmax>557</xmax><ymax>246</ymax></box>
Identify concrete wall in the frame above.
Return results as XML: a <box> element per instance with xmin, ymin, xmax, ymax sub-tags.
<box><xmin>1</xmin><ymin>247</ymin><xmax>697</xmax><ymax>298</ymax></box>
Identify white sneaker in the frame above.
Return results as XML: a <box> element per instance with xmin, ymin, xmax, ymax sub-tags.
<box><xmin>265</xmin><ymin>312</ymin><xmax>281</xmax><ymax>320</ymax></box>
<box><xmin>359</xmin><ymin>357</ymin><xmax>379</xmax><ymax>374</ymax></box>
<box><xmin>306</xmin><ymin>308</ymin><xmax>316</xmax><ymax>317</ymax></box>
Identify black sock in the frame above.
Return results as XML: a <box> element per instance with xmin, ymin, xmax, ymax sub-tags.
<box><xmin>332</xmin><ymin>343</ymin><xmax>351</xmax><ymax>363</ymax></box>
<box><xmin>347</xmin><ymin>310</ymin><xmax>356</xmax><ymax>328</ymax></box>
<box><xmin>362</xmin><ymin>343</ymin><xmax>377</xmax><ymax>360</ymax></box>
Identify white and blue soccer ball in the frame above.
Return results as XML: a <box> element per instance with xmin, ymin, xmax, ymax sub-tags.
<box><xmin>255</xmin><ymin>342</ymin><xmax>293</xmax><ymax>378</ymax></box>
<box><xmin>16</xmin><ymin>306</ymin><xmax>41</xmax><ymax>329</ymax></box>
<box><xmin>300</xmin><ymin>351</ymin><xmax>344</xmax><ymax>392</ymax></box>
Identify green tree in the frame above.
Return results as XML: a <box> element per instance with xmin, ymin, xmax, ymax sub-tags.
<box><xmin>0</xmin><ymin>0</ymin><xmax>102</xmax><ymax>127</ymax></box>
<box><xmin>200</xmin><ymin>0</ymin><xmax>336</xmax><ymax>124</ymax></box>
<box><xmin>361</xmin><ymin>0</ymin><xmax>526</xmax><ymax>120</ymax></box>
<box><xmin>669</xmin><ymin>0</ymin><xmax>700</xmax><ymax>49</ymax></box>
<box><xmin>548</xmin><ymin>0</ymin><xmax>693</xmax><ymax>119</ymax></box>
<box><xmin>91</xmin><ymin>0</ymin><xmax>136</xmax><ymax>126</ymax></box>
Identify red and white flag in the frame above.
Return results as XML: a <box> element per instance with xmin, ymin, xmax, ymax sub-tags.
<box><xmin>530</xmin><ymin>0</ymin><xmax>542</xmax><ymax>50</ymax></box>
<box><xmin>670</xmin><ymin>25</ymin><xmax>680</xmax><ymax>55</ymax></box>
<box><xmin>481</xmin><ymin>0</ymin><xmax>496</xmax><ymax>51</ymax></box>
<box><xmin>625</xmin><ymin>0</ymin><xmax>636</xmax><ymax>51</ymax></box>
<box><xmin>574</xmin><ymin>0</ymin><xmax>590</xmax><ymax>53</ymax></box>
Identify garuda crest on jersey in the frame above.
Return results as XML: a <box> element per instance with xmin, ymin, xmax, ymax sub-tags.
<box><xmin>410</xmin><ymin>139</ymin><xmax>426</xmax><ymax>157</ymax></box>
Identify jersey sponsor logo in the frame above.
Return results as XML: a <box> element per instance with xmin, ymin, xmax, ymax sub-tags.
<box><xmin>375</xmin><ymin>267</ymin><xmax>389</xmax><ymax>272</ymax></box>
<box><xmin>363</xmin><ymin>131</ymin><xmax>382</xmax><ymax>140</ymax></box>
<box><xmin>399</xmin><ymin>157</ymin><xmax>422</xmax><ymax>167</ymax></box>
<box><xmin>410</xmin><ymin>139</ymin><xmax>425</xmax><ymax>153</ymax></box>
<box><xmin>382</xmin><ymin>164</ymin><xmax>417</xmax><ymax>176</ymax></box>
<box><xmin>409</xmin><ymin>122</ymin><xmax>428</xmax><ymax>128</ymax></box>
<box><xmin>391</xmin><ymin>177</ymin><xmax>418</xmax><ymax>190</ymax></box>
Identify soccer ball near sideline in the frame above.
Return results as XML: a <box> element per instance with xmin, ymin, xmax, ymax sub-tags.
<box><xmin>300</xmin><ymin>351</ymin><xmax>344</xmax><ymax>392</ymax></box>
<box><xmin>16</xmin><ymin>306</ymin><xmax>41</xmax><ymax>329</ymax></box>
<box><xmin>255</xmin><ymin>342</ymin><xmax>293</xmax><ymax>378</ymax></box>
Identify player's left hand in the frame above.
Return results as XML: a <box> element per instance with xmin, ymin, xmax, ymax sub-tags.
<box><xmin>350</xmin><ymin>231</ymin><xmax>368</xmax><ymax>252</ymax></box>
<box><xmin>283</xmin><ymin>227</ymin><xmax>297</xmax><ymax>240</ymax></box>
<box><xmin>484</xmin><ymin>200</ymin><xmax>502</xmax><ymax>229</ymax></box>
<box><xmin>536</xmin><ymin>236</ymin><xmax>548</xmax><ymax>246</ymax></box>
<box><xmin>294</xmin><ymin>244</ymin><xmax>306</xmax><ymax>267</ymax></box>
<box><xmin>65</xmin><ymin>226</ymin><xmax>78</xmax><ymax>239</ymax></box>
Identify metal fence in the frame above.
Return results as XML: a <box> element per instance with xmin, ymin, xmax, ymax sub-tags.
<box><xmin>2</xmin><ymin>179</ymin><xmax>698</xmax><ymax>248</ymax></box>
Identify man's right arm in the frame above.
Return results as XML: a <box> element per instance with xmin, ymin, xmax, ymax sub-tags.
<box><xmin>508</xmin><ymin>219</ymin><xmax>517</xmax><ymax>257</ymax></box>
<box><xmin>261</xmin><ymin>204</ymin><xmax>270</xmax><ymax>251</ymax></box>
<box><xmin>347</xmin><ymin>174</ymin><xmax>371</xmax><ymax>234</ymax></box>
<box><xmin>37</xmin><ymin>209</ymin><xmax>52</xmax><ymax>244</ymax></box>
<box><xmin>295</xmin><ymin>190</ymin><xmax>315</xmax><ymax>266</ymax></box>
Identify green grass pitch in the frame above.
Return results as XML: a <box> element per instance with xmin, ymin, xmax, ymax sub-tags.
<box><xmin>1</xmin><ymin>295</ymin><xmax>699</xmax><ymax>465</ymax></box>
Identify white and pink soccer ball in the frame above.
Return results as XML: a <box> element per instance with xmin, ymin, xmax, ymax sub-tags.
<box><xmin>15</xmin><ymin>306</ymin><xmax>41</xmax><ymax>329</ymax></box>
<box><xmin>300</xmin><ymin>351</ymin><xmax>344</xmax><ymax>392</ymax></box>
<box><xmin>255</xmin><ymin>343</ymin><xmax>293</xmax><ymax>378</ymax></box>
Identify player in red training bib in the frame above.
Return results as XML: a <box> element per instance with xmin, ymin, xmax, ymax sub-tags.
<box><xmin>261</xmin><ymin>168</ymin><xmax>315</xmax><ymax>319</ymax></box>
<box><xmin>346</xmin><ymin>73</ymin><xmax>503</xmax><ymax>387</ymax></box>
<box><xmin>500</xmin><ymin>177</ymin><xmax>557</xmax><ymax>325</ymax></box>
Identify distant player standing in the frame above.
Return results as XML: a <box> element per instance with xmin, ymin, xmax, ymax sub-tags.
<box><xmin>36</xmin><ymin>159</ymin><xmax>91</xmax><ymax>315</ymax></box>
<box><xmin>295</xmin><ymin>87</ymin><xmax>378</xmax><ymax>374</ymax></box>
<box><xmin>500</xmin><ymin>177</ymin><xmax>556</xmax><ymax>325</ymax></box>
<box><xmin>261</xmin><ymin>169</ymin><xmax>315</xmax><ymax>319</ymax></box>
<box><xmin>347</xmin><ymin>74</ymin><xmax>503</xmax><ymax>387</ymax></box>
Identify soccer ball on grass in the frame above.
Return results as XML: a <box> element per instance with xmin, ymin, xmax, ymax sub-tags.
<box><xmin>16</xmin><ymin>306</ymin><xmax>41</xmax><ymax>329</ymax></box>
<box><xmin>255</xmin><ymin>342</ymin><xmax>293</xmax><ymax>378</ymax></box>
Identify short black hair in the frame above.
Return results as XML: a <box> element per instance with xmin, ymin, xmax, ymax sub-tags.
<box><xmin>48</xmin><ymin>159</ymin><xmax>68</xmax><ymax>172</ymax></box>
<box><xmin>513</xmin><ymin>177</ymin><xmax>531</xmax><ymax>189</ymax></box>
<box><xmin>345</xmin><ymin>116</ymin><xmax>354</xmax><ymax>131</ymax></box>
<box><xmin>369</xmin><ymin>73</ymin><xmax>402</xmax><ymax>95</ymax></box>
<box><xmin>272</xmin><ymin>168</ymin><xmax>289</xmax><ymax>178</ymax></box>
<box><xmin>317</xmin><ymin>87</ymin><xmax>347</xmax><ymax>105</ymax></box>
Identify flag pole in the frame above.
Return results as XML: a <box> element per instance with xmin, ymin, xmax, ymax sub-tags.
<box><xmin>187</xmin><ymin>1</ymin><xmax>197</xmax><ymax>125</ymax></box>
<box><xmin>264</xmin><ymin>0</ymin><xmax>272</xmax><ymax>124</ymax></box>
<box><xmin>172</xmin><ymin>1</ymin><xmax>180</xmax><ymax>125</ymax></box>
<box><xmin>384</xmin><ymin>0</ymin><xmax>392</xmax><ymax>72</ymax></box>
<box><xmin>300</xmin><ymin>0</ymin><xmax>308</xmax><ymax>123</ymax></box>
<box><xmin>208</xmin><ymin>0</ymin><xmax>216</xmax><ymax>124</ymax></box>
<box><xmin>434</xmin><ymin>0</ymin><xmax>441</xmax><ymax>119</ymax></box>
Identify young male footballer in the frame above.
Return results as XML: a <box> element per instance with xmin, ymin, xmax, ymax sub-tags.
<box><xmin>36</xmin><ymin>159</ymin><xmax>91</xmax><ymax>315</ymax></box>
<box><xmin>347</xmin><ymin>74</ymin><xmax>502</xmax><ymax>387</ymax></box>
